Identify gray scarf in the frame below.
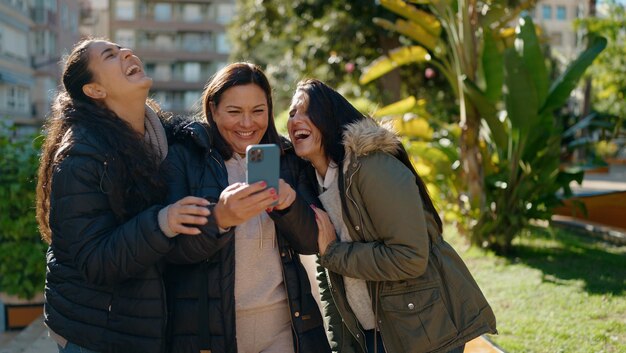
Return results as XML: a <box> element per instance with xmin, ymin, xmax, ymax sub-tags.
<box><xmin>143</xmin><ymin>106</ymin><xmax>168</xmax><ymax>162</ymax></box>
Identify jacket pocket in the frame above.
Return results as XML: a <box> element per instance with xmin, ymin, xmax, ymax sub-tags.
<box><xmin>380</xmin><ymin>283</ymin><xmax>458</xmax><ymax>352</ymax></box>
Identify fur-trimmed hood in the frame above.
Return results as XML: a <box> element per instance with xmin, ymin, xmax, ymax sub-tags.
<box><xmin>342</xmin><ymin>117</ymin><xmax>402</xmax><ymax>160</ymax></box>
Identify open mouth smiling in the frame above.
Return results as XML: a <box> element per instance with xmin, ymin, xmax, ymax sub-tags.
<box><xmin>125</xmin><ymin>64</ymin><xmax>141</xmax><ymax>76</ymax></box>
<box><xmin>293</xmin><ymin>129</ymin><xmax>311</xmax><ymax>141</ymax></box>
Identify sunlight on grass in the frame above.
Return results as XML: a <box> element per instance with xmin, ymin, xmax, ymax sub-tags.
<box><xmin>444</xmin><ymin>226</ymin><xmax>626</xmax><ymax>353</ymax></box>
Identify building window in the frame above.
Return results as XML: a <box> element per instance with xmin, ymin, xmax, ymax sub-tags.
<box><xmin>115</xmin><ymin>29</ymin><xmax>135</xmax><ymax>48</ymax></box>
<box><xmin>183</xmin><ymin>4</ymin><xmax>202</xmax><ymax>22</ymax></box>
<box><xmin>183</xmin><ymin>62</ymin><xmax>201</xmax><ymax>82</ymax></box>
<box><xmin>71</xmin><ymin>12</ymin><xmax>79</xmax><ymax>33</ymax></box>
<box><xmin>182</xmin><ymin>33</ymin><xmax>202</xmax><ymax>52</ymax></box>
<box><xmin>61</xmin><ymin>3</ymin><xmax>69</xmax><ymax>29</ymax></box>
<box><xmin>542</xmin><ymin>5</ymin><xmax>552</xmax><ymax>20</ymax></box>
<box><xmin>6</xmin><ymin>86</ymin><xmax>30</xmax><ymax>114</ymax></box>
<box><xmin>154</xmin><ymin>3</ymin><xmax>171</xmax><ymax>21</ymax></box>
<box><xmin>216</xmin><ymin>3</ymin><xmax>235</xmax><ymax>25</ymax></box>
<box><xmin>116</xmin><ymin>0</ymin><xmax>135</xmax><ymax>20</ymax></box>
<box><xmin>3</xmin><ymin>27</ymin><xmax>28</xmax><ymax>60</ymax></box>
<box><xmin>155</xmin><ymin>63</ymin><xmax>171</xmax><ymax>81</ymax></box>
<box><xmin>184</xmin><ymin>91</ymin><xmax>201</xmax><ymax>111</ymax></box>
<box><xmin>556</xmin><ymin>6</ymin><xmax>566</xmax><ymax>20</ymax></box>
<box><xmin>216</xmin><ymin>33</ymin><xmax>230</xmax><ymax>54</ymax></box>
<box><xmin>155</xmin><ymin>34</ymin><xmax>174</xmax><ymax>49</ymax></box>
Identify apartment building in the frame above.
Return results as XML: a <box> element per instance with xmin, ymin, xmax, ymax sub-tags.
<box><xmin>0</xmin><ymin>0</ymin><xmax>80</xmax><ymax>126</ymax></box>
<box><xmin>530</xmin><ymin>0</ymin><xmax>588</xmax><ymax>59</ymax></box>
<box><xmin>110</xmin><ymin>0</ymin><xmax>235</xmax><ymax>114</ymax></box>
<box><xmin>0</xmin><ymin>0</ymin><xmax>34</xmax><ymax>125</ymax></box>
<box><xmin>32</xmin><ymin>0</ymin><xmax>81</xmax><ymax>123</ymax></box>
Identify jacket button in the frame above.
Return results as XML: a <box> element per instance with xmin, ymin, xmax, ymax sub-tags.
<box><xmin>356</xmin><ymin>334</ymin><xmax>360</xmax><ymax>338</ymax></box>
<box><xmin>281</xmin><ymin>252</ymin><xmax>286</xmax><ymax>257</ymax></box>
<box><xmin>355</xmin><ymin>226</ymin><xmax>360</xmax><ymax>231</ymax></box>
<box><xmin>294</xmin><ymin>311</ymin><xmax>300</xmax><ymax>317</ymax></box>
<box><xmin>408</xmin><ymin>303</ymin><xmax>415</xmax><ymax>310</ymax></box>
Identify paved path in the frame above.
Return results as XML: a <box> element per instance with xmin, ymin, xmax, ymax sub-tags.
<box><xmin>569</xmin><ymin>171</ymin><xmax>626</xmax><ymax>194</ymax></box>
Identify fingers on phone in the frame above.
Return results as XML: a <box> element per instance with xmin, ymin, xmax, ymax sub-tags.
<box><xmin>176</xmin><ymin>225</ymin><xmax>202</xmax><ymax>235</ymax></box>
<box><xmin>180</xmin><ymin>196</ymin><xmax>210</xmax><ymax>206</ymax></box>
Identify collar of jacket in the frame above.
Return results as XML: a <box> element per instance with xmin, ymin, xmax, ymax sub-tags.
<box><xmin>342</xmin><ymin>117</ymin><xmax>402</xmax><ymax>171</ymax></box>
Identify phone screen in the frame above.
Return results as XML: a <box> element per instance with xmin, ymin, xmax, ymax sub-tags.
<box><xmin>246</xmin><ymin>144</ymin><xmax>280</xmax><ymax>205</ymax></box>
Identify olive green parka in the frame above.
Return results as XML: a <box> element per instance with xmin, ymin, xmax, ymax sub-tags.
<box><xmin>316</xmin><ymin>118</ymin><xmax>497</xmax><ymax>353</ymax></box>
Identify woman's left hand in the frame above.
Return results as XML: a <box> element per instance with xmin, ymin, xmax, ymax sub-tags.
<box><xmin>272</xmin><ymin>178</ymin><xmax>296</xmax><ymax>211</ymax></box>
<box><xmin>312</xmin><ymin>206</ymin><xmax>336</xmax><ymax>255</ymax></box>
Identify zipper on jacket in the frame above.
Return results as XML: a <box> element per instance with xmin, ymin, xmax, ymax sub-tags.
<box><xmin>371</xmin><ymin>282</ymin><xmax>390</xmax><ymax>353</ymax></box>
<box><xmin>346</xmin><ymin>161</ymin><xmax>390</xmax><ymax>352</ymax></box>
<box><xmin>278</xmin><ymin>239</ymin><xmax>300</xmax><ymax>353</ymax></box>
<box><xmin>160</xmin><ymin>276</ymin><xmax>168</xmax><ymax>353</ymax></box>
<box><xmin>325</xmin><ymin>269</ymin><xmax>366</xmax><ymax>353</ymax></box>
<box><xmin>344</xmin><ymin>163</ymin><xmax>365</xmax><ymax>238</ymax></box>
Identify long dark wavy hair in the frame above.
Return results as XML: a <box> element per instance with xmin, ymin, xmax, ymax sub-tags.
<box><xmin>36</xmin><ymin>38</ymin><xmax>166</xmax><ymax>244</ymax></box>
<box><xmin>295</xmin><ymin>79</ymin><xmax>443</xmax><ymax>232</ymax></box>
<box><xmin>200</xmin><ymin>62</ymin><xmax>282</xmax><ymax>159</ymax></box>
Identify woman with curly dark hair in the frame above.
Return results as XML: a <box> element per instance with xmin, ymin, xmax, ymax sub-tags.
<box><xmin>36</xmin><ymin>38</ymin><xmax>210</xmax><ymax>353</ymax></box>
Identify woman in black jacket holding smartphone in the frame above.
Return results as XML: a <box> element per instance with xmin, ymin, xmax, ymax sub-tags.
<box><xmin>163</xmin><ymin>62</ymin><xmax>330</xmax><ymax>353</ymax></box>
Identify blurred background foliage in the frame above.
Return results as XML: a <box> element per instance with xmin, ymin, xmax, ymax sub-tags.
<box><xmin>231</xmin><ymin>0</ymin><xmax>611</xmax><ymax>254</ymax></box>
<box><xmin>0</xmin><ymin>123</ymin><xmax>46</xmax><ymax>299</ymax></box>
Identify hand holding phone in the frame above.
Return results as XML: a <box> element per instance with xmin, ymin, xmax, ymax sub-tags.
<box><xmin>246</xmin><ymin>144</ymin><xmax>280</xmax><ymax>205</ymax></box>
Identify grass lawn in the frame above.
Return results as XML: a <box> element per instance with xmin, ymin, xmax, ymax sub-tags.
<box><xmin>445</xmin><ymin>225</ymin><xmax>626</xmax><ymax>353</ymax></box>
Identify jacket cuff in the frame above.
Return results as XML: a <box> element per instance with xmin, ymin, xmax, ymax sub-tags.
<box><xmin>198</xmin><ymin>203</ymin><xmax>231</xmax><ymax>238</ymax></box>
<box><xmin>319</xmin><ymin>240</ymin><xmax>340</xmax><ymax>269</ymax></box>
<box><xmin>158</xmin><ymin>206</ymin><xmax>178</xmax><ymax>238</ymax></box>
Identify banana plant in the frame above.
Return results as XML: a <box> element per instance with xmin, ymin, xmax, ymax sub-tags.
<box><xmin>361</xmin><ymin>0</ymin><xmax>539</xmax><ymax>214</ymax></box>
<box><xmin>363</xmin><ymin>0</ymin><xmax>606</xmax><ymax>251</ymax></box>
<box><xmin>472</xmin><ymin>17</ymin><xmax>606</xmax><ymax>252</ymax></box>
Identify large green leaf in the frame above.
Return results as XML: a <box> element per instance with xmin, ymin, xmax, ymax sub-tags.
<box><xmin>482</xmin><ymin>27</ymin><xmax>504</xmax><ymax>103</ymax></box>
<box><xmin>396</xmin><ymin>19</ymin><xmax>439</xmax><ymax>51</ymax></box>
<box><xmin>562</xmin><ymin>112</ymin><xmax>597</xmax><ymax>138</ymax></box>
<box><xmin>462</xmin><ymin>78</ymin><xmax>507</xmax><ymax>150</ymax></box>
<box><xmin>380</xmin><ymin>0</ymin><xmax>442</xmax><ymax>37</ymax></box>
<box><xmin>372</xmin><ymin>18</ymin><xmax>439</xmax><ymax>51</ymax></box>
<box><xmin>359</xmin><ymin>46</ymin><xmax>430</xmax><ymax>84</ymax></box>
<box><xmin>517</xmin><ymin>16</ymin><xmax>549</xmax><ymax>107</ymax></box>
<box><xmin>373</xmin><ymin>96</ymin><xmax>417</xmax><ymax>117</ymax></box>
<box><xmin>504</xmin><ymin>48</ymin><xmax>539</xmax><ymax>141</ymax></box>
<box><xmin>541</xmin><ymin>36</ymin><xmax>607</xmax><ymax>113</ymax></box>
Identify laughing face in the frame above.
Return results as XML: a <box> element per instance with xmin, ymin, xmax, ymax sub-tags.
<box><xmin>210</xmin><ymin>84</ymin><xmax>269</xmax><ymax>155</ymax></box>
<box><xmin>287</xmin><ymin>90</ymin><xmax>328</xmax><ymax>168</ymax></box>
<box><xmin>84</xmin><ymin>40</ymin><xmax>152</xmax><ymax>102</ymax></box>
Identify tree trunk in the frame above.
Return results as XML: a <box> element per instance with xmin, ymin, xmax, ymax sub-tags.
<box><xmin>458</xmin><ymin>69</ymin><xmax>485</xmax><ymax>213</ymax></box>
<box><xmin>377</xmin><ymin>34</ymin><xmax>402</xmax><ymax>104</ymax></box>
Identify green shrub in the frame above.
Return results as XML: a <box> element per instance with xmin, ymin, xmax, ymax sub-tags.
<box><xmin>0</xmin><ymin>122</ymin><xmax>46</xmax><ymax>299</ymax></box>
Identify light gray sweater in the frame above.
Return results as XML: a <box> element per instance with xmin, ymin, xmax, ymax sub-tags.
<box><xmin>226</xmin><ymin>154</ymin><xmax>288</xmax><ymax>313</ymax></box>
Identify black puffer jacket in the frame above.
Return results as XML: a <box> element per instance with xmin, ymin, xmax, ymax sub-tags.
<box><xmin>45</xmin><ymin>125</ymin><xmax>174</xmax><ymax>353</ymax></box>
<box><xmin>163</xmin><ymin>121</ymin><xmax>330</xmax><ymax>353</ymax></box>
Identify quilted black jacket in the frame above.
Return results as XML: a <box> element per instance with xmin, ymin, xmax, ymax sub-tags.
<box><xmin>163</xmin><ymin>121</ymin><xmax>330</xmax><ymax>353</ymax></box>
<box><xmin>45</xmin><ymin>125</ymin><xmax>174</xmax><ymax>353</ymax></box>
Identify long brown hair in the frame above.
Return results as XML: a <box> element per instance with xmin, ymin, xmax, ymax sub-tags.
<box><xmin>36</xmin><ymin>39</ymin><xmax>166</xmax><ymax>243</ymax></box>
<box><xmin>200</xmin><ymin>62</ymin><xmax>282</xmax><ymax>159</ymax></box>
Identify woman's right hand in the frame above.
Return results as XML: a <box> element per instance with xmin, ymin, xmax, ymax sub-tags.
<box><xmin>213</xmin><ymin>181</ymin><xmax>278</xmax><ymax>229</ymax></box>
<box><xmin>166</xmin><ymin>196</ymin><xmax>211</xmax><ymax>235</ymax></box>
<box><xmin>312</xmin><ymin>206</ymin><xmax>337</xmax><ymax>255</ymax></box>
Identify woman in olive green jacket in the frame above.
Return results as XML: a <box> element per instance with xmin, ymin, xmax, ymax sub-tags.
<box><xmin>286</xmin><ymin>79</ymin><xmax>497</xmax><ymax>353</ymax></box>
